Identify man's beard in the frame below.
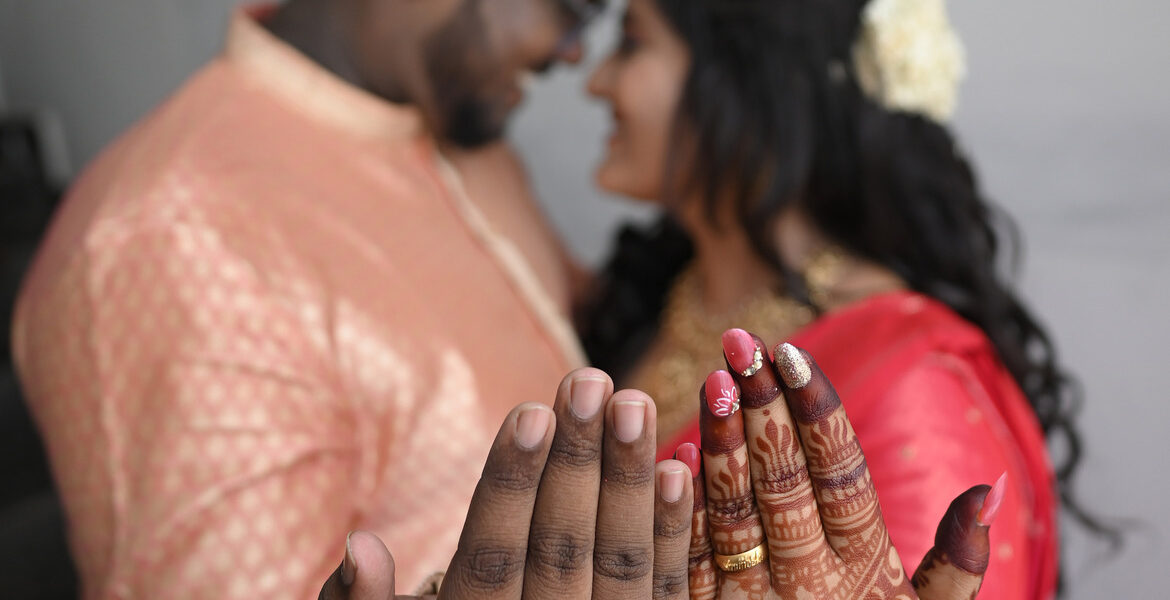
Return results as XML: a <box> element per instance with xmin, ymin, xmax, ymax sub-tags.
<box><xmin>422</xmin><ymin>0</ymin><xmax>508</xmax><ymax>149</ymax></box>
<box><xmin>440</xmin><ymin>90</ymin><xmax>506</xmax><ymax>148</ymax></box>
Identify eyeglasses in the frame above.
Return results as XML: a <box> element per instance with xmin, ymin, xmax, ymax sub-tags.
<box><xmin>559</xmin><ymin>0</ymin><xmax>604</xmax><ymax>23</ymax></box>
<box><xmin>554</xmin><ymin>0</ymin><xmax>605</xmax><ymax>54</ymax></box>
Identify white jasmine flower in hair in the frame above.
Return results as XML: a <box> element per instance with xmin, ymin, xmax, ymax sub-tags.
<box><xmin>852</xmin><ymin>0</ymin><xmax>966</xmax><ymax>122</ymax></box>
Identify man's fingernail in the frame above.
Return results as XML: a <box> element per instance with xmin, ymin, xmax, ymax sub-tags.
<box><xmin>722</xmin><ymin>328</ymin><xmax>763</xmax><ymax>377</ymax></box>
<box><xmin>674</xmin><ymin>443</ymin><xmax>701</xmax><ymax>478</ymax></box>
<box><xmin>570</xmin><ymin>376</ymin><xmax>607</xmax><ymax>419</ymax></box>
<box><xmin>613</xmin><ymin>399</ymin><xmax>646</xmax><ymax>443</ymax></box>
<box><xmin>977</xmin><ymin>472</ymin><xmax>1008</xmax><ymax>526</ymax></box>
<box><xmin>705</xmin><ymin>370</ymin><xmax>740</xmax><ymax>418</ymax></box>
<box><xmin>343</xmin><ymin>531</ymin><xmax>357</xmax><ymax>587</ymax></box>
<box><xmin>516</xmin><ymin>406</ymin><xmax>553</xmax><ymax>449</ymax></box>
<box><xmin>660</xmin><ymin>467</ymin><xmax>686</xmax><ymax>503</ymax></box>
<box><xmin>774</xmin><ymin>343</ymin><xmax>812</xmax><ymax>389</ymax></box>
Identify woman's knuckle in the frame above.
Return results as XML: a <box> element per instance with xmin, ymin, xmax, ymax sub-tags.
<box><xmin>813</xmin><ymin>439</ymin><xmax>868</xmax><ymax>491</ymax></box>
<box><xmin>756</xmin><ymin>461</ymin><xmax>810</xmax><ymax>495</ymax></box>
<box><xmin>814</xmin><ymin>456</ymin><xmax>874</xmax><ymax>510</ymax></box>
<box><xmin>707</xmin><ymin>494</ymin><xmax>757</xmax><ymax>527</ymax></box>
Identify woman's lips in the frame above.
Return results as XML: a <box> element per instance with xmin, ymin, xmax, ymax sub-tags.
<box><xmin>607</xmin><ymin>112</ymin><xmax>624</xmax><ymax>148</ymax></box>
<box><xmin>607</xmin><ymin>128</ymin><xmax>622</xmax><ymax>149</ymax></box>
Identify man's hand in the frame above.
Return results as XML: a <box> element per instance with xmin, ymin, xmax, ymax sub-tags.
<box><xmin>319</xmin><ymin>367</ymin><xmax>695</xmax><ymax>599</ymax></box>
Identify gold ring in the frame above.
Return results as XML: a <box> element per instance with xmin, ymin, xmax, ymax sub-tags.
<box><xmin>713</xmin><ymin>543</ymin><xmax>769</xmax><ymax>572</ymax></box>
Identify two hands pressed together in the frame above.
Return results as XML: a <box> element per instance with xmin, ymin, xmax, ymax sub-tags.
<box><xmin>320</xmin><ymin>330</ymin><xmax>1003</xmax><ymax>600</ymax></box>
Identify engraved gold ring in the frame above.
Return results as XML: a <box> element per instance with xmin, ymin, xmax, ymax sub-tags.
<box><xmin>713</xmin><ymin>542</ymin><xmax>769</xmax><ymax>573</ymax></box>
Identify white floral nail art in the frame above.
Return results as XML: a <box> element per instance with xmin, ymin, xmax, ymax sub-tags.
<box><xmin>710</xmin><ymin>386</ymin><xmax>740</xmax><ymax>417</ymax></box>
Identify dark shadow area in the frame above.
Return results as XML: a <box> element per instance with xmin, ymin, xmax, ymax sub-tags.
<box><xmin>1</xmin><ymin>114</ymin><xmax>77</xmax><ymax>600</ymax></box>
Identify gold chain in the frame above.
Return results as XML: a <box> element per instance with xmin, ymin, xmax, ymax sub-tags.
<box><xmin>629</xmin><ymin>265</ymin><xmax>816</xmax><ymax>441</ymax></box>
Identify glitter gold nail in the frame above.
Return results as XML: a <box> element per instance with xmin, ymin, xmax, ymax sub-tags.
<box><xmin>773</xmin><ymin>343</ymin><xmax>811</xmax><ymax>389</ymax></box>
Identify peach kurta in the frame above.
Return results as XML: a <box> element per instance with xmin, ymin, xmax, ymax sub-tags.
<box><xmin>12</xmin><ymin>9</ymin><xmax>583</xmax><ymax>599</ymax></box>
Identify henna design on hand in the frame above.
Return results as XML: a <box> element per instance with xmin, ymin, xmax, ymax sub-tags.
<box><xmin>683</xmin><ymin>333</ymin><xmax>996</xmax><ymax>600</ymax></box>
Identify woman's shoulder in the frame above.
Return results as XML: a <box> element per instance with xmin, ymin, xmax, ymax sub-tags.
<box><xmin>790</xmin><ymin>291</ymin><xmax>1006</xmax><ymax>404</ymax></box>
<box><xmin>797</xmin><ymin>291</ymin><xmax>985</xmax><ymax>348</ymax></box>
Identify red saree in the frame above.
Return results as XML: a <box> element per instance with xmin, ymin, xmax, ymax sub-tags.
<box><xmin>660</xmin><ymin>291</ymin><xmax>1058</xmax><ymax>600</ymax></box>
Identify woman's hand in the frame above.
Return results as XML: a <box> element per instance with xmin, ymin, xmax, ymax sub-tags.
<box><xmin>683</xmin><ymin>329</ymin><xmax>1004</xmax><ymax>599</ymax></box>
<box><xmin>318</xmin><ymin>367</ymin><xmax>696</xmax><ymax>599</ymax></box>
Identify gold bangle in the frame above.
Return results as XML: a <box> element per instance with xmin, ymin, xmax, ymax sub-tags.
<box><xmin>713</xmin><ymin>543</ymin><xmax>769</xmax><ymax>572</ymax></box>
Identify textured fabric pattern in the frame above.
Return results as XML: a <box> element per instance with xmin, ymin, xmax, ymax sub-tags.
<box><xmin>12</xmin><ymin>9</ymin><xmax>580</xmax><ymax>599</ymax></box>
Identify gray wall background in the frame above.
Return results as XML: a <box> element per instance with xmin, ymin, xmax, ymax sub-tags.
<box><xmin>2</xmin><ymin>1</ymin><xmax>1165</xmax><ymax>596</ymax></box>
<box><xmin>0</xmin><ymin>57</ymin><xmax>7</xmax><ymax>109</ymax></box>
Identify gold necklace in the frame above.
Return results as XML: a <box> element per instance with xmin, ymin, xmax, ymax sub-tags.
<box><xmin>629</xmin><ymin>265</ymin><xmax>816</xmax><ymax>441</ymax></box>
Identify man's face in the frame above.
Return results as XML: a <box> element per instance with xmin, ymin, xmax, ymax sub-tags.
<box><xmin>422</xmin><ymin>0</ymin><xmax>602</xmax><ymax>147</ymax></box>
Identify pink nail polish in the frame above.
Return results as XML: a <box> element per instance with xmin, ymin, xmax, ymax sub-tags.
<box><xmin>705</xmin><ymin>370</ymin><xmax>740</xmax><ymax>418</ymax></box>
<box><xmin>977</xmin><ymin>472</ymin><xmax>1008</xmax><ymax>527</ymax></box>
<box><xmin>675</xmin><ymin>443</ymin><xmax>701</xmax><ymax>477</ymax></box>
<box><xmin>722</xmin><ymin>328</ymin><xmax>764</xmax><ymax>377</ymax></box>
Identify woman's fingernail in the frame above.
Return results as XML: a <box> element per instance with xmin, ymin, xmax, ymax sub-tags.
<box><xmin>977</xmin><ymin>472</ymin><xmax>1008</xmax><ymax>527</ymax></box>
<box><xmin>773</xmin><ymin>343</ymin><xmax>812</xmax><ymax>389</ymax></box>
<box><xmin>570</xmin><ymin>376</ymin><xmax>607</xmax><ymax>419</ymax></box>
<box><xmin>705</xmin><ymin>370</ymin><xmax>740</xmax><ymax>418</ymax></box>
<box><xmin>722</xmin><ymin>328</ymin><xmax>764</xmax><ymax>377</ymax></box>
<box><xmin>660</xmin><ymin>467</ymin><xmax>686</xmax><ymax>503</ymax></box>
<box><xmin>516</xmin><ymin>406</ymin><xmax>553</xmax><ymax>449</ymax></box>
<box><xmin>613</xmin><ymin>399</ymin><xmax>646</xmax><ymax>443</ymax></box>
<box><xmin>343</xmin><ymin>531</ymin><xmax>357</xmax><ymax>586</ymax></box>
<box><xmin>675</xmin><ymin>443</ymin><xmax>701</xmax><ymax>477</ymax></box>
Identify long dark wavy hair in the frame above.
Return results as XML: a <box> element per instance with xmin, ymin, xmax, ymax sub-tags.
<box><xmin>577</xmin><ymin>0</ymin><xmax>1119</xmax><ymax>574</ymax></box>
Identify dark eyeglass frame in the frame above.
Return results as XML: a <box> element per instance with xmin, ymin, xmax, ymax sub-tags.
<box><xmin>554</xmin><ymin>0</ymin><xmax>605</xmax><ymax>54</ymax></box>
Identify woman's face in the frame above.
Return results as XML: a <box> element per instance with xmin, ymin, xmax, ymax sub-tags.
<box><xmin>587</xmin><ymin>0</ymin><xmax>690</xmax><ymax>202</ymax></box>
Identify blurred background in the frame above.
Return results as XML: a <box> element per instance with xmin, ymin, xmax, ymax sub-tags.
<box><xmin>1</xmin><ymin>0</ymin><xmax>1166</xmax><ymax>597</ymax></box>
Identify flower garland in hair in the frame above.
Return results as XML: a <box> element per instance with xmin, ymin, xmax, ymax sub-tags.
<box><xmin>851</xmin><ymin>0</ymin><xmax>966</xmax><ymax>122</ymax></box>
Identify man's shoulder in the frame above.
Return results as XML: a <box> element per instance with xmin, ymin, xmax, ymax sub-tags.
<box><xmin>26</xmin><ymin>64</ymin><xmax>308</xmax><ymax>303</ymax></box>
<box><xmin>60</xmin><ymin>63</ymin><xmax>318</xmax><ymax>231</ymax></box>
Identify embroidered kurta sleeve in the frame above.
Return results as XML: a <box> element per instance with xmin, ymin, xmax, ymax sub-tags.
<box><xmin>854</xmin><ymin>352</ymin><xmax>1033</xmax><ymax>600</ymax></box>
<box><xmin>25</xmin><ymin>221</ymin><xmax>363</xmax><ymax>599</ymax></box>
